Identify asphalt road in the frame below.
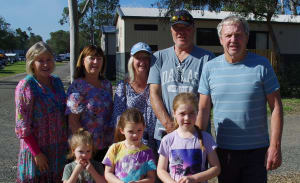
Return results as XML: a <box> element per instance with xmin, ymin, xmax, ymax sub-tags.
<box><xmin>0</xmin><ymin>61</ymin><xmax>299</xmax><ymax>182</ymax></box>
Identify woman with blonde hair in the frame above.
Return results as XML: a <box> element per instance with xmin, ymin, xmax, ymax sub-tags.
<box><xmin>66</xmin><ymin>45</ymin><xmax>113</xmax><ymax>162</ymax></box>
<box><xmin>15</xmin><ymin>41</ymin><xmax>68</xmax><ymax>182</ymax></box>
<box><xmin>111</xmin><ymin>42</ymin><xmax>158</xmax><ymax>157</ymax></box>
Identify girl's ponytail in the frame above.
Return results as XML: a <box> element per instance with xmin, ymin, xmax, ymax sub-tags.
<box><xmin>114</xmin><ymin>118</ymin><xmax>126</xmax><ymax>143</ymax></box>
<box><xmin>195</xmin><ymin>125</ymin><xmax>206</xmax><ymax>152</ymax></box>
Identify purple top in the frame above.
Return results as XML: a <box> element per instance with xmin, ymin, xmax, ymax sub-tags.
<box><xmin>66</xmin><ymin>78</ymin><xmax>113</xmax><ymax>150</ymax></box>
<box><xmin>158</xmin><ymin>130</ymin><xmax>217</xmax><ymax>183</ymax></box>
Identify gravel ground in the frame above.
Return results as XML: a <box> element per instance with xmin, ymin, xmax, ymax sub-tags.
<box><xmin>207</xmin><ymin>114</ymin><xmax>300</xmax><ymax>183</ymax></box>
<box><xmin>0</xmin><ymin>62</ymin><xmax>299</xmax><ymax>182</ymax></box>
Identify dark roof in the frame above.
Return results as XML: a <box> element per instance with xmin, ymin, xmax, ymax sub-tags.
<box><xmin>101</xmin><ymin>26</ymin><xmax>116</xmax><ymax>33</ymax></box>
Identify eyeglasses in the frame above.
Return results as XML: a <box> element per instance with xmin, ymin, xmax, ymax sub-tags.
<box><xmin>176</xmin><ymin>65</ymin><xmax>183</xmax><ymax>83</ymax></box>
<box><xmin>170</xmin><ymin>15</ymin><xmax>191</xmax><ymax>23</ymax></box>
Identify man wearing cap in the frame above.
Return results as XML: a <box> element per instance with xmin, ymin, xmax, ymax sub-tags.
<box><xmin>147</xmin><ymin>10</ymin><xmax>215</xmax><ymax>145</ymax></box>
<box><xmin>197</xmin><ymin>15</ymin><xmax>283</xmax><ymax>183</ymax></box>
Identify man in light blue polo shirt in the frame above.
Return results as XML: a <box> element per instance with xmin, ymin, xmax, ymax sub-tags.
<box><xmin>197</xmin><ymin>16</ymin><xmax>283</xmax><ymax>183</ymax></box>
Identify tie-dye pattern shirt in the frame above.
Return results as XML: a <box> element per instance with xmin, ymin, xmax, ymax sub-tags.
<box><xmin>102</xmin><ymin>141</ymin><xmax>156</xmax><ymax>183</ymax></box>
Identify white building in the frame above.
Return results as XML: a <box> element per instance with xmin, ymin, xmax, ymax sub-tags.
<box><xmin>114</xmin><ymin>6</ymin><xmax>300</xmax><ymax>80</ymax></box>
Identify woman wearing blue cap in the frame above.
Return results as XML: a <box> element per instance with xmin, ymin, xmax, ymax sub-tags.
<box><xmin>111</xmin><ymin>42</ymin><xmax>158</xmax><ymax>157</ymax></box>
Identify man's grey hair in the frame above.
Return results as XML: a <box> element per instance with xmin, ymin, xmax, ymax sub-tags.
<box><xmin>217</xmin><ymin>15</ymin><xmax>250</xmax><ymax>38</ymax></box>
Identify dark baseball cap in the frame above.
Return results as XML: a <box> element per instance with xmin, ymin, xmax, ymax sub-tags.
<box><xmin>170</xmin><ymin>10</ymin><xmax>194</xmax><ymax>26</ymax></box>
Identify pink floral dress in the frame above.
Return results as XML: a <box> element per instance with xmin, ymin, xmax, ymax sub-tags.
<box><xmin>15</xmin><ymin>75</ymin><xmax>68</xmax><ymax>183</ymax></box>
<box><xmin>66</xmin><ymin>79</ymin><xmax>113</xmax><ymax>150</ymax></box>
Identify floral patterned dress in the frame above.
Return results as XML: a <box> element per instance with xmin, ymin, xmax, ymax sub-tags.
<box><xmin>15</xmin><ymin>75</ymin><xmax>68</xmax><ymax>183</ymax></box>
<box><xmin>111</xmin><ymin>80</ymin><xmax>157</xmax><ymax>153</ymax></box>
<box><xmin>66</xmin><ymin>78</ymin><xmax>113</xmax><ymax>150</ymax></box>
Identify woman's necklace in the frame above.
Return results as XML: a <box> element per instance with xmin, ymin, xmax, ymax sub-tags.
<box><xmin>130</xmin><ymin>81</ymin><xmax>146</xmax><ymax>94</ymax></box>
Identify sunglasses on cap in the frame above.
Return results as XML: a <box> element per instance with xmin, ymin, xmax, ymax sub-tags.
<box><xmin>170</xmin><ymin>15</ymin><xmax>191</xmax><ymax>23</ymax></box>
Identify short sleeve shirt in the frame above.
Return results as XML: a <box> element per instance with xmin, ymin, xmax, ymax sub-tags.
<box><xmin>62</xmin><ymin>160</ymin><xmax>104</xmax><ymax>183</ymax></box>
<box><xmin>102</xmin><ymin>141</ymin><xmax>156</xmax><ymax>183</ymax></box>
<box><xmin>148</xmin><ymin>46</ymin><xmax>215</xmax><ymax>139</ymax></box>
<box><xmin>158</xmin><ymin>130</ymin><xmax>217</xmax><ymax>183</ymax></box>
<box><xmin>66</xmin><ymin>79</ymin><xmax>113</xmax><ymax>150</ymax></box>
<box><xmin>198</xmin><ymin>53</ymin><xmax>280</xmax><ymax>150</ymax></box>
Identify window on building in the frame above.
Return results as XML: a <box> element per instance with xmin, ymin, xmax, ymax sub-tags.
<box><xmin>196</xmin><ymin>28</ymin><xmax>220</xmax><ymax>46</ymax></box>
<box><xmin>247</xmin><ymin>31</ymin><xmax>269</xmax><ymax>49</ymax></box>
<box><xmin>134</xmin><ymin>24</ymin><xmax>158</xmax><ymax>31</ymax></box>
<box><xmin>149</xmin><ymin>45</ymin><xmax>158</xmax><ymax>52</ymax></box>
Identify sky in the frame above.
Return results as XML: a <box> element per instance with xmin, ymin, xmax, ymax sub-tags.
<box><xmin>0</xmin><ymin>0</ymin><xmax>156</xmax><ymax>41</ymax></box>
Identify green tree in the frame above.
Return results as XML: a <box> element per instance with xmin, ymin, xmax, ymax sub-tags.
<box><xmin>0</xmin><ymin>16</ymin><xmax>13</xmax><ymax>50</ymax></box>
<box><xmin>47</xmin><ymin>30</ymin><xmax>70</xmax><ymax>54</ymax></box>
<box><xmin>62</xmin><ymin>0</ymin><xmax>119</xmax><ymax>82</ymax></box>
<box><xmin>15</xmin><ymin>28</ymin><xmax>29</xmax><ymax>50</ymax></box>
<box><xmin>60</xmin><ymin>0</ymin><xmax>119</xmax><ymax>45</ymax></box>
<box><xmin>27</xmin><ymin>33</ymin><xmax>43</xmax><ymax>48</ymax></box>
<box><xmin>288</xmin><ymin>0</ymin><xmax>300</xmax><ymax>15</ymax></box>
<box><xmin>152</xmin><ymin>0</ymin><xmax>223</xmax><ymax>15</ymax></box>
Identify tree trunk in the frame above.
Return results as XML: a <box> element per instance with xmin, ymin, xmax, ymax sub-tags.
<box><xmin>266</xmin><ymin>19</ymin><xmax>281</xmax><ymax>74</ymax></box>
<box><xmin>68</xmin><ymin>0</ymin><xmax>80</xmax><ymax>83</ymax></box>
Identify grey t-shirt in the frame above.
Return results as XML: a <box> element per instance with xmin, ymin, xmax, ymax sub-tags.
<box><xmin>62</xmin><ymin>160</ymin><xmax>104</xmax><ymax>183</ymax></box>
<box><xmin>148</xmin><ymin>46</ymin><xmax>214</xmax><ymax>140</ymax></box>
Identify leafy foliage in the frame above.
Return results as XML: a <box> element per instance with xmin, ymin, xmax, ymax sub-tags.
<box><xmin>47</xmin><ymin>30</ymin><xmax>70</xmax><ymax>54</ymax></box>
<box><xmin>0</xmin><ymin>15</ymin><xmax>42</xmax><ymax>51</ymax></box>
<box><xmin>60</xmin><ymin>0</ymin><xmax>119</xmax><ymax>46</ymax></box>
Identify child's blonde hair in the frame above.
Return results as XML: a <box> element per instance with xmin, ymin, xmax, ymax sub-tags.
<box><xmin>67</xmin><ymin>128</ymin><xmax>94</xmax><ymax>159</ymax></box>
<box><xmin>172</xmin><ymin>92</ymin><xmax>206</xmax><ymax>151</ymax></box>
<box><xmin>114</xmin><ymin>108</ymin><xmax>145</xmax><ymax>143</ymax></box>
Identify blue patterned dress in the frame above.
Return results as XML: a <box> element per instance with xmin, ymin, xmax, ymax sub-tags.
<box><xmin>111</xmin><ymin>80</ymin><xmax>157</xmax><ymax>153</ymax></box>
<box><xmin>15</xmin><ymin>75</ymin><xmax>68</xmax><ymax>183</ymax></box>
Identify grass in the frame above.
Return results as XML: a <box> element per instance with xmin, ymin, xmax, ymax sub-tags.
<box><xmin>0</xmin><ymin>61</ymin><xmax>66</xmax><ymax>78</ymax></box>
<box><xmin>266</xmin><ymin>98</ymin><xmax>300</xmax><ymax>115</ymax></box>
<box><xmin>0</xmin><ymin>61</ymin><xmax>27</xmax><ymax>78</ymax></box>
<box><xmin>282</xmin><ymin>98</ymin><xmax>300</xmax><ymax>115</ymax></box>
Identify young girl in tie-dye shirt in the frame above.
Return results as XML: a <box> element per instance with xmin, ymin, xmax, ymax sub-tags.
<box><xmin>102</xmin><ymin>108</ymin><xmax>156</xmax><ymax>183</ymax></box>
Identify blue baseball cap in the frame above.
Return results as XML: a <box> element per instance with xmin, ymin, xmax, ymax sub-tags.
<box><xmin>130</xmin><ymin>42</ymin><xmax>152</xmax><ymax>56</ymax></box>
<box><xmin>170</xmin><ymin>10</ymin><xmax>194</xmax><ymax>26</ymax></box>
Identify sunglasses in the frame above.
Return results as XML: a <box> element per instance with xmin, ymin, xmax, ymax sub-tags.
<box><xmin>176</xmin><ymin>65</ymin><xmax>183</xmax><ymax>83</ymax></box>
<box><xmin>170</xmin><ymin>15</ymin><xmax>191</xmax><ymax>23</ymax></box>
